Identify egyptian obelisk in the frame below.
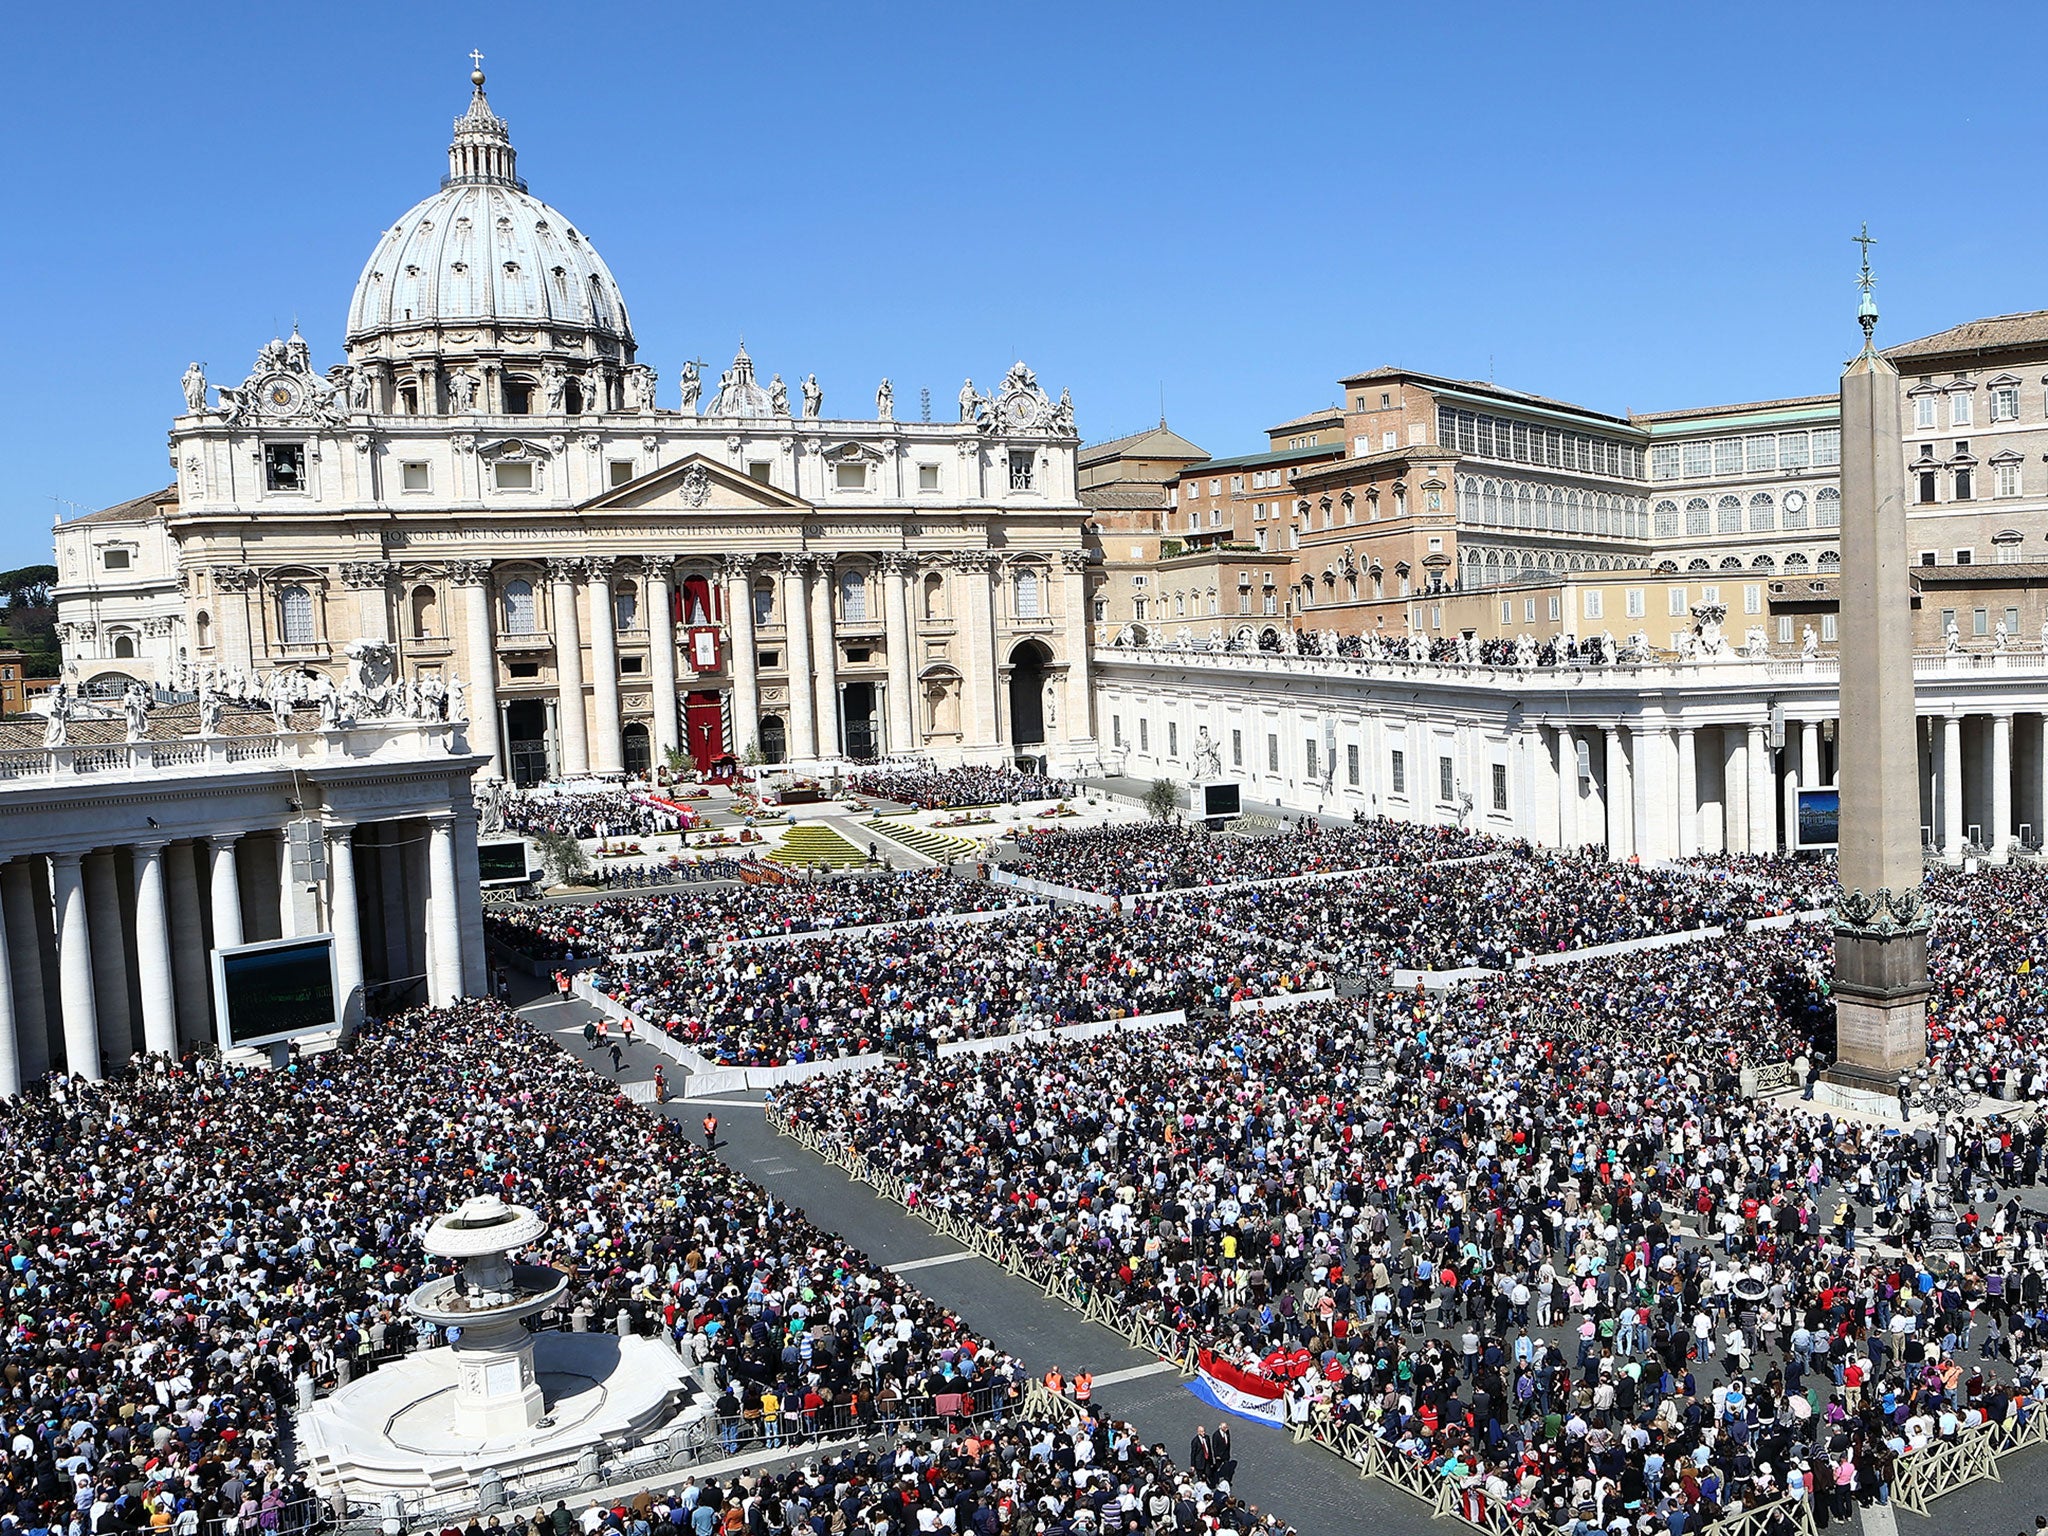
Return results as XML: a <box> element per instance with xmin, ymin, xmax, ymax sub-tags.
<box><xmin>1828</xmin><ymin>228</ymin><xmax>1930</xmax><ymax>1087</ymax></box>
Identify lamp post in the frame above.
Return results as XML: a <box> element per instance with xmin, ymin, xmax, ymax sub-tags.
<box><xmin>1900</xmin><ymin>1066</ymin><xmax>1979</xmax><ymax>1265</ymax></box>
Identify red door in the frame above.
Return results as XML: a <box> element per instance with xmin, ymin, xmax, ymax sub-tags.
<box><xmin>684</xmin><ymin>691</ymin><xmax>725</xmax><ymax>774</ymax></box>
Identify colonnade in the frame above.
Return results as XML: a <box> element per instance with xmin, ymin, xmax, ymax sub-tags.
<box><xmin>454</xmin><ymin>548</ymin><xmax>1093</xmax><ymax>778</ymax></box>
<box><xmin>0</xmin><ymin>813</ymin><xmax>485</xmax><ymax>1093</ymax></box>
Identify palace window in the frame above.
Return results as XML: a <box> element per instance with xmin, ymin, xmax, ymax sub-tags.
<box><xmin>1438</xmin><ymin>755</ymin><xmax>1455</xmax><ymax>803</ymax></box>
<box><xmin>1746</xmin><ymin>435</ymin><xmax>1777</xmax><ymax>472</ymax></box>
<box><xmin>1954</xmin><ymin>468</ymin><xmax>1974</xmax><ymax>502</ymax></box>
<box><xmin>840</xmin><ymin>569</ymin><xmax>868</xmax><ymax>623</ymax></box>
<box><xmin>1992</xmin><ymin>384</ymin><xmax>2021</xmax><ymax>422</ymax></box>
<box><xmin>1778</xmin><ymin>432</ymin><xmax>1809</xmax><ymax>468</ymax></box>
<box><xmin>1813</xmin><ymin>428</ymin><xmax>1839</xmax><ymax>466</ymax></box>
<box><xmin>101</xmin><ymin>548</ymin><xmax>131</xmax><ymax>571</ymax></box>
<box><xmin>493</xmin><ymin>460</ymin><xmax>534</xmax><ymax>490</ymax></box>
<box><xmin>610</xmin><ymin>460</ymin><xmax>637</xmax><ymax>487</ymax></box>
<box><xmin>1492</xmin><ymin>762</ymin><xmax>1508</xmax><ymax>812</ymax></box>
<box><xmin>277</xmin><ymin>583</ymin><xmax>315</xmax><ymax>645</ymax></box>
<box><xmin>1950</xmin><ymin>391</ymin><xmax>1974</xmax><ymax>427</ymax></box>
<box><xmin>1749</xmin><ymin>492</ymin><xmax>1775</xmax><ymax>531</ymax></box>
<box><xmin>502</xmin><ymin>579</ymin><xmax>537</xmax><ymax>634</ymax></box>
<box><xmin>1009</xmin><ymin>451</ymin><xmax>1036</xmax><ymax>491</ymax></box>
<box><xmin>835</xmin><ymin>460</ymin><xmax>867</xmax><ymax>490</ymax></box>
<box><xmin>614</xmin><ymin>583</ymin><xmax>639</xmax><ymax>630</ymax></box>
<box><xmin>401</xmin><ymin>461</ymin><xmax>431</xmax><ymax>491</ymax></box>
<box><xmin>1015</xmin><ymin>569</ymin><xmax>1043</xmax><ymax>618</ymax></box>
<box><xmin>1390</xmin><ymin>749</ymin><xmax>1406</xmax><ymax>795</ymax></box>
<box><xmin>1996</xmin><ymin>460</ymin><xmax>2022</xmax><ymax>498</ymax></box>
<box><xmin>1815</xmin><ymin>488</ymin><xmax>1841</xmax><ymax>527</ymax></box>
<box><xmin>918</xmin><ymin>464</ymin><xmax>941</xmax><ymax>492</ymax></box>
<box><xmin>1231</xmin><ymin>729</ymin><xmax>1244</xmax><ymax>768</ymax></box>
<box><xmin>1685</xmin><ymin>498</ymin><xmax>1709</xmax><ymax>535</ymax></box>
<box><xmin>1915</xmin><ymin>395</ymin><xmax>1938</xmax><ymax>430</ymax></box>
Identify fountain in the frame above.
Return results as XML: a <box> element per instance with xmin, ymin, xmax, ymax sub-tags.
<box><xmin>298</xmin><ymin>1195</ymin><xmax>707</xmax><ymax>1506</ymax></box>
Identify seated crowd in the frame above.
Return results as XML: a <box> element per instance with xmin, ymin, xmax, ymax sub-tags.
<box><xmin>503</xmin><ymin>791</ymin><xmax>681</xmax><ymax>841</ymax></box>
<box><xmin>1004</xmin><ymin>818</ymin><xmax>1495</xmax><ymax>897</ymax></box>
<box><xmin>847</xmin><ymin>765</ymin><xmax>1078</xmax><ymax>810</ymax></box>
<box><xmin>1162</xmin><ymin>847</ymin><xmax>1809</xmax><ymax>973</ymax></box>
<box><xmin>485</xmin><ymin>870</ymin><xmax>1022</xmax><ymax>972</ymax></box>
<box><xmin>597</xmin><ymin>909</ymin><xmax>1322</xmax><ymax>1066</ymax></box>
<box><xmin>779</xmin><ymin>936</ymin><xmax>2048</xmax><ymax>1533</ymax></box>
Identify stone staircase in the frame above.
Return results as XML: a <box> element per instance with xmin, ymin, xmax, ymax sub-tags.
<box><xmin>864</xmin><ymin>818</ymin><xmax>980</xmax><ymax>864</ymax></box>
<box><xmin>766</xmin><ymin>822</ymin><xmax>870</xmax><ymax>869</ymax></box>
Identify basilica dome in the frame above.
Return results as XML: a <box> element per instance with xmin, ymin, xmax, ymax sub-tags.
<box><xmin>344</xmin><ymin>72</ymin><xmax>635</xmax><ymax>363</ymax></box>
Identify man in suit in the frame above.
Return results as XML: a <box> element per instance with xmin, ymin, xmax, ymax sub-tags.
<box><xmin>1213</xmin><ymin>1421</ymin><xmax>1236</xmax><ymax>1483</ymax></box>
<box><xmin>1189</xmin><ymin>1425</ymin><xmax>1214</xmax><ymax>1479</ymax></box>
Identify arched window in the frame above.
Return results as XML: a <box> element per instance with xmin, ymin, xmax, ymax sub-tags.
<box><xmin>922</xmin><ymin>571</ymin><xmax>946</xmax><ymax>621</ymax></box>
<box><xmin>1654</xmin><ymin>500</ymin><xmax>1679</xmax><ymax>537</ymax></box>
<box><xmin>1685</xmin><ymin>498</ymin><xmax>1710</xmax><ymax>536</ymax></box>
<box><xmin>839</xmin><ymin>568</ymin><xmax>868</xmax><ymax>622</ymax></box>
<box><xmin>112</xmin><ymin>633</ymin><xmax>136</xmax><ymax>659</ymax></box>
<box><xmin>1815</xmin><ymin>487</ymin><xmax>1841</xmax><ymax>528</ymax></box>
<box><xmin>278</xmin><ymin>583</ymin><xmax>315</xmax><ymax>645</ymax></box>
<box><xmin>1748</xmin><ymin>493</ymin><xmax>1775</xmax><ymax>531</ymax></box>
<box><xmin>1720</xmin><ymin>556</ymin><xmax>1743</xmax><ymax>570</ymax></box>
<box><xmin>1717</xmin><ymin>495</ymin><xmax>1742</xmax><ymax>534</ymax></box>
<box><xmin>410</xmin><ymin>584</ymin><xmax>438</xmax><ymax>638</ymax></box>
<box><xmin>1750</xmin><ymin>554</ymin><xmax>1775</xmax><ymax>569</ymax></box>
<box><xmin>1783</xmin><ymin>552</ymin><xmax>1809</xmax><ymax>570</ymax></box>
<box><xmin>613</xmin><ymin>580</ymin><xmax>640</xmax><ymax>631</ymax></box>
<box><xmin>502</xmin><ymin>578</ymin><xmax>536</xmax><ymax>634</ymax></box>
<box><xmin>1298</xmin><ymin>582</ymin><xmax>1311</xmax><ymax>609</ymax></box>
<box><xmin>1014</xmin><ymin>568</ymin><xmax>1042</xmax><ymax>619</ymax></box>
<box><xmin>195</xmin><ymin>612</ymin><xmax>212</xmax><ymax>649</ymax></box>
<box><xmin>1817</xmin><ymin>549</ymin><xmax>1840</xmax><ymax>569</ymax></box>
<box><xmin>751</xmin><ymin>579</ymin><xmax>774</xmax><ymax>626</ymax></box>
<box><xmin>682</xmin><ymin>574</ymin><xmax>715</xmax><ymax>626</ymax></box>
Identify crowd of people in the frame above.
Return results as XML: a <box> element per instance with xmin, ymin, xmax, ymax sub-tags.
<box><xmin>1162</xmin><ymin>847</ymin><xmax>1808</xmax><ymax>973</ymax></box>
<box><xmin>503</xmin><ymin>791</ymin><xmax>681</xmax><ymax>841</ymax></box>
<box><xmin>779</xmin><ymin>962</ymin><xmax>2048</xmax><ymax>1534</ymax></box>
<box><xmin>595</xmin><ymin>909</ymin><xmax>1323</xmax><ymax>1066</ymax></box>
<box><xmin>525</xmin><ymin>1411</ymin><xmax>1295</xmax><ymax>1535</ymax></box>
<box><xmin>1003</xmin><ymin>818</ymin><xmax>1494</xmax><ymax>897</ymax></box>
<box><xmin>847</xmin><ymin>766</ymin><xmax>1078</xmax><ymax>810</ymax></box>
<box><xmin>485</xmin><ymin>870</ymin><xmax>1026</xmax><ymax>972</ymax></box>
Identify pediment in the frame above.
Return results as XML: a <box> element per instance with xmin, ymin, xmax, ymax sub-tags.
<box><xmin>578</xmin><ymin>453</ymin><xmax>811</xmax><ymax>514</ymax></box>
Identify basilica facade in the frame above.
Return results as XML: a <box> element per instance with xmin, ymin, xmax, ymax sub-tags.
<box><xmin>54</xmin><ymin>69</ymin><xmax>1095</xmax><ymax>782</ymax></box>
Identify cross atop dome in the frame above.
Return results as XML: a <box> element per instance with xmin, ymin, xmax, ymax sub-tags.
<box><xmin>447</xmin><ymin>55</ymin><xmax>520</xmax><ymax>190</ymax></box>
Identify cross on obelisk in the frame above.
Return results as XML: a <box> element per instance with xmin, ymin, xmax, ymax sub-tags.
<box><xmin>470</xmin><ymin>48</ymin><xmax>486</xmax><ymax>72</ymax></box>
<box><xmin>1827</xmin><ymin>225</ymin><xmax>1931</xmax><ymax>1094</ymax></box>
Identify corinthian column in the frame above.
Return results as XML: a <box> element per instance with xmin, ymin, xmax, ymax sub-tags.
<box><xmin>810</xmin><ymin>559</ymin><xmax>841</xmax><ymax>758</ymax></box>
<box><xmin>1059</xmin><ymin>549</ymin><xmax>1093</xmax><ymax>746</ymax></box>
<box><xmin>881</xmin><ymin>553</ymin><xmax>915</xmax><ymax>754</ymax></box>
<box><xmin>782</xmin><ymin>558</ymin><xmax>817</xmax><ymax>760</ymax></box>
<box><xmin>955</xmin><ymin>553</ymin><xmax>998</xmax><ymax>751</ymax></box>
<box><xmin>585</xmin><ymin>556</ymin><xmax>623</xmax><ymax>776</ymax></box>
<box><xmin>130</xmin><ymin>839</ymin><xmax>178</xmax><ymax>1058</ymax></box>
<box><xmin>450</xmin><ymin>561</ymin><xmax>501</xmax><ymax>776</ymax></box>
<box><xmin>645</xmin><ymin>558</ymin><xmax>681</xmax><ymax>768</ymax></box>
<box><xmin>725</xmin><ymin>555</ymin><xmax>760</xmax><ymax>759</ymax></box>
<box><xmin>547</xmin><ymin>558</ymin><xmax>590</xmax><ymax>777</ymax></box>
<box><xmin>50</xmin><ymin>854</ymin><xmax>100</xmax><ymax>1081</ymax></box>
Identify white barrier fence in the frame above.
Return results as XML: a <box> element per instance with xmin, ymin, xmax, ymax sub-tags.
<box><xmin>933</xmin><ymin>1009</ymin><xmax>1186</xmax><ymax>1058</ymax></box>
<box><xmin>713</xmin><ymin>904</ymin><xmax>1044</xmax><ymax>951</ymax></box>
<box><xmin>569</xmin><ymin>974</ymin><xmax>886</xmax><ymax>1094</ymax></box>
<box><xmin>1228</xmin><ymin>988</ymin><xmax>1337</xmax><ymax>1015</ymax></box>
<box><xmin>986</xmin><ymin>868</ymin><xmax>1120</xmax><ymax>909</ymax></box>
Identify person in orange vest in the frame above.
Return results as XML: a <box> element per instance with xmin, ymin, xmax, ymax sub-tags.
<box><xmin>701</xmin><ymin>1111</ymin><xmax>718</xmax><ymax>1150</ymax></box>
<box><xmin>1043</xmin><ymin>1366</ymin><xmax>1065</xmax><ymax>1396</ymax></box>
<box><xmin>1072</xmin><ymin>1370</ymin><xmax>1093</xmax><ymax>1405</ymax></box>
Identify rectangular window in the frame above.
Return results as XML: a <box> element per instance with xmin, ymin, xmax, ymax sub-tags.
<box><xmin>1992</xmin><ymin>384</ymin><xmax>2020</xmax><ymax>422</ymax></box>
<box><xmin>1304</xmin><ymin>739</ymin><xmax>1318</xmax><ymax>778</ymax></box>
<box><xmin>1951</xmin><ymin>392</ymin><xmax>1974</xmax><ymax>427</ymax></box>
<box><xmin>1702</xmin><ymin>585</ymin><xmax>1720</xmax><ymax>604</ymax></box>
<box><xmin>1954</xmin><ymin>467</ymin><xmax>1974</xmax><ymax>501</ymax></box>
<box><xmin>619</xmin><ymin>655</ymin><xmax>643</xmax><ymax>675</ymax></box>
<box><xmin>1231</xmin><ymin>729</ymin><xmax>1243</xmax><ymax>768</ymax></box>
<box><xmin>1680</xmin><ymin>441</ymin><xmax>1711</xmax><ymax>477</ymax></box>
<box><xmin>493</xmin><ymin>460</ymin><xmax>534</xmax><ymax>490</ymax></box>
<box><xmin>1745</xmin><ymin>435</ymin><xmax>1776</xmax><ymax>472</ymax></box>
<box><xmin>1501</xmin><ymin>600</ymin><xmax>1512</xmax><ymax>623</ymax></box>
<box><xmin>1812</xmin><ymin>429</ymin><xmax>1840</xmax><ymax>466</ymax></box>
<box><xmin>1974</xmin><ymin>608</ymin><xmax>1990</xmax><ymax>637</ymax></box>
<box><xmin>1390</xmin><ymin>749</ymin><xmax>1406</xmax><ymax>796</ymax></box>
<box><xmin>1822</xmin><ymin>614</ymin><xmax>1838</xmax><ymax>642</ymax></box>
<box><xmin>1547</xmin><ymin>596</ymin><xmax>1561</xmax><ymax>621</ymax></box>
<box><xmin>1111</xmin><ymin>715</ymin><xmax>1122</xmax><ymax>747</ymax></box>
<box><xmin>1920</xmin><ymin>551</ymin><xmax>1938</xmax><ymax>566</ymax></box>
<box><xmin>611</xmin><ymin>460</ymin><xmax>638</xmax><ymax>487</ymax></box>
<box><xmin>1669</xmin><ymin>588</ymin><xmax>1688</xmax><ymax>617</ymax></box>
<box><xmin>836</xmin><ymin>461</ymin><xmax>867</xmax><ymax>490</ymax></box>
<box><xmin>757</xmin><ymin>649</ymin><xmax>779</xmax><ymax>668</ymax></box>
<box><xmin>1996</xmin><ymin>461</ymin><xmax>2022</xmax><ymax>498</ymax></box>
<box><xmin>918</xmin><ymin>463</ymin><xmax>941</xmax><ymax>491</ymax></box>
<box><xmin>1525</xmin><ymin>597</ymin><xmax>1538</xmax><ymax>623</ymax></box>
<box><xmin>1168</xmin><ymin>722</ymin><xmax>1179</xmax><ymax>758</ymax></box>
<box><xmin>401</xmin><ymin>460</ymin><xmax>431</xmax><ymax>491</ymax></box>
<box><xmin>1778</xmin><ymin>615</ymin><xmax>1793</xmax><ymax>643</ymax></box>
<box><xmin>1915</xmin><ymin>395</ymin><xmax>1938</xmax><ymax>430</ymax></box>
<box><xmin>1919</xmin><ymin>471</ymin><xmax>1939</xmax><ymax>504</ymax></box>
<box><xmin>1347</xmin><ymin>742</ymin><xmax>1360</xmax><ymax>787</ymax></box>
<box><xmin>1940</xmin><ymin>608</ymin><xmax>1957</xmax><ymax>634</ymax></box>
<box><xmin>1650</xmin><ymin>444</ymin><xmax>1680</xmax><ymax>480</ymax></box>
<box><xmin>1438</xmin><ymin>755</ymin><xmax>1455</xmax><ymax>803</ymax></box>
<box><xmin>1267</xmin><ymin>734</ymin><xmax>1279</xmax><ymax>772</ymax></box>
<box><xmin>1956</xmin><ymin>548</ymin><xmax>1973</xmax><ymax>565</ymax></box>
<box><xmin>1583</xmin><ymin>590</ymin><xmax>1603</xmax><ymax>621</ymax></box>
<box><xmin>1009</xmin><ymin>450</ymin><xmax>1036</xmax><ymax>491</ymax></box>
<box><xmin>1744</xmin><ymin>584</ymin><xmax>1762</xmax><ymax>614</ymax></box>
<box><xmin>2008</xmin><ymin>606</ymin><xmax>2022</xmax><ymax>635</ymax></box>
<box><xmin>1713</xmin><ymin>438</ymin><xmax>1743</xmax><ymax>475</ymax></box>
<box><xmin>1139</xmin><ymin>718</ymin><xmax>1149</xmax><ymax>751</ymax></box>
<box><xmin>1625</xmin><ymin>588</ymin><xmax>1645</xmax><ymax>618</ymax></box>
<box><xmin>101</xmin><ymin>547</ymin><xmax>131</xmax><ymax>571</ymax></box>
<box><xmin>263</xmin><ymin>443</ymin><xmax>307</xmax><ymax>491</ymax></box>
<box><xmin>1491</xmin><ymin>762</ymin><xmax>1508</xmax><ymax>812</ymax></box>
<box><xmin>1778</xmin><ymin>432</ymin><xmax>1809</xmax><ymax>468</ymax></box>
<box><xmin>745</xmin><ymin>460</ymin><xmax>771</xmax><ymax>484</ymax></box>
<box><xmin>1091</xmin><ymin>599</ymin><xmax>1106</xmax><ymax>621</ymax></box>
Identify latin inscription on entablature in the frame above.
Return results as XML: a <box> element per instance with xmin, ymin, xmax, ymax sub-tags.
<box><xmin>384</xmin><ymin>522</ymin><xmax>806</xmax><ymax>545</ymax></box>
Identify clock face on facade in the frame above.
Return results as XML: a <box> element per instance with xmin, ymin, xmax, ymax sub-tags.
<box><xmin>255</xmin><ymin>372</ymin><xmax>308</xmax><ymax>417</ymax></box>
<box><xmin>1783</xmin><ymin>490</ymin><xmax>1807</xmax><ymax>514</ymax></box>
<box><xmin>1003</xmin><ymin>392</ymin><xmax>1039</xmax><ymax>430</ymax></box>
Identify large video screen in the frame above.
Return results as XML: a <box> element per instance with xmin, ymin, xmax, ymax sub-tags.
<box><xmin>1202</xmin><ymin>782</ymin><xmax>1242</xmax><ymax>819</ymax></box>
<box><xmin>214</xmin><ymin>937</ymin><xmax>338</xmax><ymax>1050</ymax></box>
<box><xmin>1794</xmin><ymin>787</ymin><xmax>1840</xmax><ymax>850</ymax></box>
<box><xmin>477</xmin><ymin>837</ymin><xmax>530</xmax><ymax>884</ymax></box>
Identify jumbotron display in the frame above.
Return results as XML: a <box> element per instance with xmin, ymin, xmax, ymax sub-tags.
<box><xmin>211</xmin><ymin>935</ymin><xmax>340</xmax><ymax>1050</ymax></box>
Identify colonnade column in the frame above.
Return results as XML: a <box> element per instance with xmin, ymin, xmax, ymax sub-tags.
<box><xmin>1531</xmin><ymin>725</ymin><xmax>1560</xmax><ymax>848</ymax></box>
<box><xmin>1675</xmin><ymin>727</ymin><xmax>1699</xmax><ymax>858</ymax></box>
<box><xmin>724</xmin><ymin>555</ymin><xmax>760</xmax><ymax>760</ymax></box>
<box><xmin>958</xmin><ymin>553</ymin><xmax>998</xmax><ymax>750</ymax></box>
<box><xmin>426</xmin><ymin>816</ymin><xmax>465</xmax><ymax>1007</ymax></box>
<box><xmin>811</xmin><ymin>560</ymin><xmax>842</xmax><ymax>758</ymax></box>
<box><xmin>781</xmin><ymin>558</ymin><xmax>818</xmax><ymax>759</ymax></box>
<box><xmin>645</xmin><ymin>558</ymin><xmax>681</xmax><ymax>769</ymax></box>
<box><xmin>1724</xmin><ymin>729</ymin><xmax>1750</xmax><ymax>855</ymax></box>
<box><xmin>0</xmin><ymin>861</ymin><xmax>49</xmax><ymax>1081</ymax></box>
<box><xmin>51</xmin><ymin>854</ymin><xmax>100</xmax><ymax>1081</ymax></box>
<box><xmin>1557</xmin><ymin>728</ymin><xmax>1581</xmax><ymax>847</ymax></box>
<box><xmin>166</xmin><ymin>842</ymin><xmax>210</xmax><ymax>1048</ymax></box>
<box><xmin>881</xmin><ymin>554</ymin><xmax>915</xmax><ymax>755</ymax></box>
<box><xmin>83</xmin><ymin>851</ymin><xmax>132</xmax><ymax>1066</ymax></box>
<box><xmin>584</xmin><ymin>557</ymin><xmax>623</xmax><ymax>776</ymax></box>
<box><xmin>2039</xmin><ymin>714</ymin><xmax>2048</xmax><ymax>852</ymax></box>
<box><xmin>1992</xmin><ymin>711</ymin><xmax>2015</xmax><ymax>862</ymax></box>
<box><xmin>1941</xmin><ymin>713</ymin><xmax>1964</xmax><ymax>859</ymax></box>
<box><xmin>130</xmin><ymin>840</ymin><xmax>178</xmax><ymax>1058</ymax></box>
<box><xmin>327</xmin><ymin>824</ymin><xmax>365</xmax><ymax>1033</ymax></box>
<box><xmin>1638</xmin><ymin>729</ymin><xmax>1673</xmax><ymax>862</ymax></box>
<box><xmin>276</xmin><ymin>829</ymin><xmax>300</xmax><ymax>937</ymax></box>
<box><xmin>0</xmin><ymin>871</ymin><xmax>18</xmax><ymax>1096</ymax></box>
<box><xmin>1800</xmin><ymin>719</ymin><xmax>1822</xmax><ymax>788</ymax></box>
<box><xmin>453</xmin><ymin>809</ymin><xmax>488</xmax><ymax>997</ymax></box>
<box><xmin>1603</xmin><ymin>724</ymin><xmax>1633</xmax><ymax>860</ymax></box>
<box><xmin>1747</xmin><ymin>723</ymin><xmax>1776</xmax><ymax>854</ymax></box>
<box><xmin>1059</xmin><ymin>549</ymin><xmax>1094</xmax><ymax>747</ymax></box>
<box><xmin>451</xmin><ymin>562</ymin><xmax>501</xmax><ymax>777</ymax></box>
<box><xmin>547</xmin><ymin>558</ymin><xmax>590</xmax><ymax>777</ymax></box>
<box><xmin>208</xmin><ymin>836</ymin><xmax>244</xmax><ymax>951</ymax></box>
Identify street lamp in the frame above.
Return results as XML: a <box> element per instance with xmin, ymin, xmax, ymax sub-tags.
<box><xmin>1899</xmin><ymin>1065</ymin><xmax>1980</xmax><ymax>1266</ymax></box>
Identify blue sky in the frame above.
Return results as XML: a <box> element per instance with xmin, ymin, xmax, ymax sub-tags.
<box><xmin>0</xmin><ymin>1</ymin><xmax>2038</xmax><ymax>559</ymax></box>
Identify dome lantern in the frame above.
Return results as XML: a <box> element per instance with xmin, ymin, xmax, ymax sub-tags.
<box><xmin>446</xmin><ymin>66</ymin><xmax>523</xmax><ymax>191</ymax></box>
